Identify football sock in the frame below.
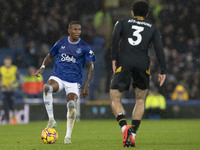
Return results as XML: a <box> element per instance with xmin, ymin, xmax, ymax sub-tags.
<box><xmin>43</xmin><ymin>84</ymin><xmax>54</xmax><ymax>120</ymax></box>
<box><xmin>131</xmin><ymin>132</ymin><xmax>136</xmax><ymax>138</ymax></box>
<box><xmin>76</xmin><ymin>99</ymin><xmax>80</xmax><ymax>122</ymax></box>
<box><xmin>131</xmin><ymin>120</ymin><xmax>141</xmax><ymax>134</ymax></box>
<box><xmin>66</xmin><ymin>100</ymin><xmax>76</xmax><ymax>138</ymax></box>
<box><xmin>121</xmin><ymin>125</ymin><xmax>126</xmax><ymax>132</ymax></box>
<box><xmin>117</xmin><ymin>113</ymin><xmax>127</xmax><ymax>132</ymax></box>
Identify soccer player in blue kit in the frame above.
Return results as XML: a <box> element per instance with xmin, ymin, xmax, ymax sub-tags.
<box><xmin>35</xmin><ymin>21</ymin><xmax>95</xmax><ymax>144</ymax></box>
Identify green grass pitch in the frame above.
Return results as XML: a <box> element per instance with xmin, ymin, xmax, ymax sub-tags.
<box><xmin>0</xmin><ymin>119</ymin><xmax>200</xmax><ymax>150</ymax></box>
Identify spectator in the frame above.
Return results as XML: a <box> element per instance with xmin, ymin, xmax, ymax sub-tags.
<box><xmin>22</xmin><ymin>66</ymin><xmax>44</xmax><ymax>98</ymax></box>
<box><xmin>14</xmin><ymin>54</ymin><xmax>27</xmax><ymax>68</ymax></box>
<box><xmin>8</xmin><ymin>32</ymin><xmax>24</xmax><ymax>49</ymax></box>
<box><xmin>25</xmin><ymin>40</ymin><xmax>39</xmax><ymax>67</ymax></box>
<box><xmin>145</xmin><ymin>88</ymin><xmax>166</xmax><ymax>119</ymax></box>
<box><xmin>171</xmin><ymin>84</ymin><xmax>189</xmax><ymax>101</ymax></box>
<box><xmin>37</xmin><ymin>43</ymin><xmax>50</xmax><ymax>67</ymax></box>
<box><xmin>0</xmin><ymin>56</ymin><xmax>20</xmax><ymax>124</ymax></box>
<box><xmin>93</xmin><ymin>6</ymin><xmax>112</xmax><ymax>50</ymax></box>
<box><xmin>93</xmin><ymin>5</ymin><xmax>113</xmax><ymax>93</ymax></box>
<box><xmin>0</xmin><ymin>31</ymin><xmax>8</xmax><ymax>47</ymax></box>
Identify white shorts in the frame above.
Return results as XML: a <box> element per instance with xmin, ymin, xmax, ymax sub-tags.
<box><xmin>49</xmin><ymin>76</ymin><xmax>80</xmax><ymax>96</ymax></box>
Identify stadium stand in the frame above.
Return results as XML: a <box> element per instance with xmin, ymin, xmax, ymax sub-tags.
<box><xmin>0</xmin><ymin>0</ymin><xmax>199</xmax><ymax>101</ymax></box>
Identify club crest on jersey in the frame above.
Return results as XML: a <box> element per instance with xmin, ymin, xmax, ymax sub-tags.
<box><xmin>61</xmin><ymin>53</ymin><xmax>76</xmax><ymax>63</ymax></box>
<box><xmin>89</xmin><ymin>50</ymin><xmax>94</xmax><ymax>57</ymax></box>
<box><xmin>76</xmin><ymin>48</ymin><xmax>82</xmax><ymax>54</ymax></box>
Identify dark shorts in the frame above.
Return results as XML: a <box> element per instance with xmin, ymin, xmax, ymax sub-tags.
<box><xmin>110</xmin><ymin>68</ymin><xmax>149</xmax><ymax>91</ymax></box>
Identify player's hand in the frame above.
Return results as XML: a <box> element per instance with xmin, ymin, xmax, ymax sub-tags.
<box><xmin>158</xmin><ymin>74</ymin><xmax>166</xmax><ymax>86</ymax></box>
<box><xmin>81</xmin><ymin>84</ymin><xmax>89</xmax><ymax>99</ymax></box>
<box><xmin>35</xmin><ymin>68</ymin><xmax>44</xmax><ymax>77</ymax></box>
<box><xmin>112</xmin><ymin>60</ymin><xmax>117</xmax><ymax>74</ymax></box>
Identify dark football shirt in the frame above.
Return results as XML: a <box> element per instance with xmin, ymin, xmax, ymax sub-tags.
<box><xmin>111</xmin><ymin>17</ymin><xmax>166</xmax><ymax>74</ymax></box>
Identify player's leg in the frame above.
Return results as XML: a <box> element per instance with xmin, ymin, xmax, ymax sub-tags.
<box><xmin>110</xmin><ymin>89</ymin><xmax>134</xmax><ymax>147</ymax></box>
<box><xmin>76</xmin><ymin>98</ymin><xmax>80</xmax><ymax>122</ymax></box>
<box><xmin>129</xmin><ymin>69</ymin><xmax>149</xmax><ymax>147</ymax></box>
<box><xmin>44</xmin><ymin>77</ymin><xmax>62</xmax><ymax>128</ymax></box>
<box><xmin>2</xmin><ymin>92</ymin><xmax>9</xmax><ymax>123</ymax></box>
<box><xmin>131</xmin><ymin>88</ymin><xmax>148</xmax><ymax>138</ymax></box>
<box><xmin>110</xmin><ymin>70</ymin><xmax>132</xmax><ymax>147</ymax></box>
<box><xmin>64</xmin><ymin>82</ymin><xmax>80</xmax><ymax>144</ymax></box>
<box><xmin>9</xmin><ymin>91</ymin><xmax>18</xmax><ymax>124</ymax></box>
<box><xmin>64</xmin><ymin>93</ymin><xmax>78</xmax><ymax>144</ymax></box>
<box><xmin>110</xmin><ymin>89</ymin><xmax>126</xmax><ymax>129</ymax></box>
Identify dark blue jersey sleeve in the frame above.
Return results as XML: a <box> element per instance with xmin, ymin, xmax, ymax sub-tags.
<box><xmin>152</xmin><ymin>27</ymin><xmax>166</xmax><ymax>74</ymax></box>
<box><xmin>84</xmin><ymin>45</ymin><xmax>95</xmax><ymax>63</ymax></box>
<box><xmin>49</xmin><ymin>41</ymin><xmax>59</xmax><ymax>56</ymax></box>
<box><xmin>111</xmin><ymin>21</ymin><xmax>122</xmax><ymax>60</ymax></box>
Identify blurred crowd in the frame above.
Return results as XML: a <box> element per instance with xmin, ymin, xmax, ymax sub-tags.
<box><xmin>149</xmin><ymin>0</ymin><xmax>200</xmax><ymax>100</ymax></box>
<box><xmin>0</xmin><ymin>0</ymin><xmax>199</xmax><ymax>100</ymax></box>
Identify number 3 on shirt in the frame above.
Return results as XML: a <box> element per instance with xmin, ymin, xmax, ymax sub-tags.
<box><xmin>128</xmin><ymin>25</ymin><xmax>144</xmax><ymax>46</ymax></box>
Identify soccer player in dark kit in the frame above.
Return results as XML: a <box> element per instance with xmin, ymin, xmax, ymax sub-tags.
<box><xmin>110</xmin><ymin>0</ymin><xmax>166</xmax><ymax>147</ymax></box>
<box><xmin>35</xmin><ymin>21</ymin><xmax>95</xmax><ymax>144</ymax></box>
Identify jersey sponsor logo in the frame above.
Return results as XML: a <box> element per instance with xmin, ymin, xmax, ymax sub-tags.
<box><xmin>61</xmin><ymin>46</ymin><xmax>66</xmax><ymax>49</ymax></box>
<box><xmin>76</xmin><ymin>48</ymin><xmax>82</xmax><ymax>54</ymax></box>
<box><xmin>61</xmin><ymin>53</ymin><xmax>76</xmax><ymax>63</ymax></box>
<box><xmin>89</xmin><ymin>50</ymin><xmax>94</xmax><ymax>57</ymax></box>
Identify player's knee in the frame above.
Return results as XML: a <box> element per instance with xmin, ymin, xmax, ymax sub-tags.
<box><xmin>43</xmin><ymin>84</ymin><xmax>53</xmax><ymax>94</ymax></box>
<box><xmin>136</xmin><ymin>99</ymin><xmax>145</xmax><ymax>107</ymax></box>
<box><xmin>135</xmin><ymin>88</ymin><xmax>148</xmax><ymax>100</ymax></box>
<box><xmin>67</xmin><ymin>100</ymin><xmax>76</xmax><ymax>109</ymax></box>
<box><xmin>67</xmin><ymin>93</ymin><xmax>78</xmax><ymax>102</ymax></box>
<box><xmin>110</xmin><ymin>89</ymin><xmax>122</xmax><ymax>100</ymax></box>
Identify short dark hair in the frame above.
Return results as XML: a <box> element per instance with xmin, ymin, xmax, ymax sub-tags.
<box><xmin>4</xmin><ymin>55</ymin><xmax>11</xmax><ymax>60</ymax></box>
<box><xmin>132</xmin><ymin>0</ymin><xmax>149</xmax><ymax>17</ymax></box>
<box><xmin>68</xmin><ymin>21</ymin><xmax>81</xmax><ymax>28</ymax></box>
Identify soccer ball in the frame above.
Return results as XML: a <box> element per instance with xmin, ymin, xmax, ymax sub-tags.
<box><xmin>41</xmin><ymin>128</ymin><xmax>58</xmax><ymax>144</ymax></box>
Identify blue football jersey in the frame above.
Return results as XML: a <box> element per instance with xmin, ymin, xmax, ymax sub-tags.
<box><xmin>49</xmin><ymin>36</ymin><xmax>95</xmax><ymax>84</ymax></box>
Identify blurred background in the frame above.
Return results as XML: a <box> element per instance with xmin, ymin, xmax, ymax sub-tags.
<box><xmin>0</xmin><ymin>0</ymin><xmax>200</xmax><ymax>124</ymax></box>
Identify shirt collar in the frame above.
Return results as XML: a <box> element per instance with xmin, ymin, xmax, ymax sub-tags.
<box><xmin>68</xmin><ymin>36</ymin><xmax>80</xmax><ymax>44</ymax></box>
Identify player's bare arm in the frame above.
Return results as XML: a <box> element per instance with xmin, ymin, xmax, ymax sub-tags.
<box><xmin>35</xmin><ymin>54</ymin><xmax>54</xmax><ymax>77</ymax></box>
<box><xmin>81</xmin><ymin>61</ymin><xmax>94</xmax><ymax>98</ymax></box>
<box><xmin>112</xmin><ymin>60</ymin><xmax>117</xmax><ymax>74</ymax></box>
